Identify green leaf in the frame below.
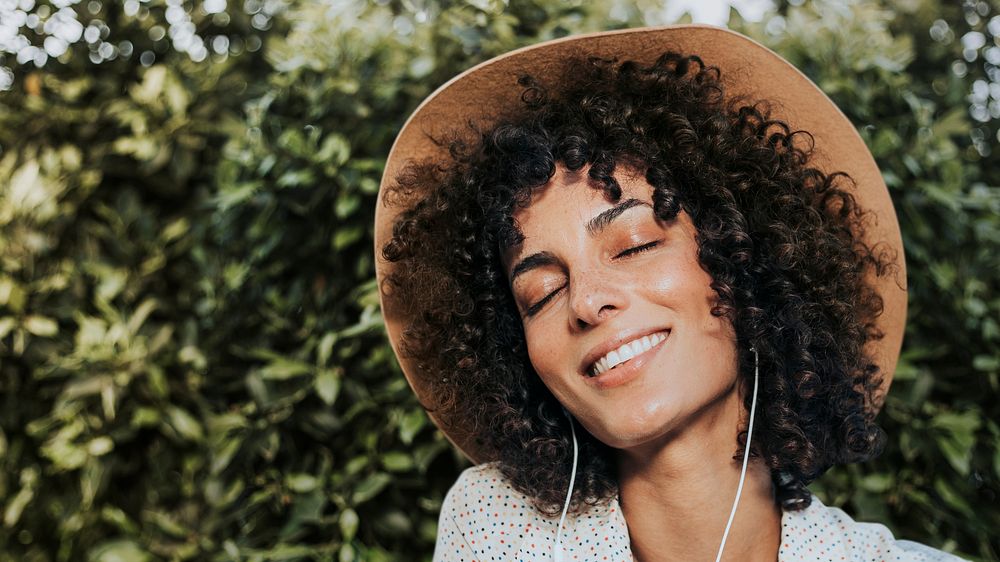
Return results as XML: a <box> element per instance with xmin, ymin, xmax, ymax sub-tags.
<box><xmin>100</xmin><ymin>506</ymin><xmax>140</xmax><ymax>535</ymax></box>
<box><xmin>333</xmin><ymin>226</ymin><xmax>362</xmax><ymax>250</ymax></box>
<box><xmin>131</xmin><ymin>65</ymin><xmax>166</xmax><ymax>103</ymax></box>
<box><xmin>351</xmin><ymin>472</ymin><xmax>391</xmax><ymax>505</ymax></box>
<box><xmin>126</xmin><ymin>299</ymin><xmax>157</xmax><ymax>335</ymax></box>
<box><xmin>317</xmin><ymin>332</ymin><xmax>337</xmax><ymax>366</ymax></box>
<box><xmin>399</xmin><ymin>409</ymin><xmax>426</xmax><ymax>445</ymax></box>
<box><xmin>345</xmin><ymin>456</ymin><xmax>369</xmax><ymax>476</ymax></box>
<box><xmin>3</xmin><ymin>469</ymin><xmax>37</xmax><ymax>527</ymax></box>
<box><xmin>933</xmin><ymin>478</ymin><xmax>974</xmax><ymax>518</ymax></box>
<box><xmin>145</xmin><ymin>510</ymin><xmax>189</xmax><ymax>539</ymax></box>
<box><xmin>87</xmin><ymin>539</ymin><xmax>153</xmax><ymax>562</ymax></box>
<box><xmin>339</xmin><ymin>508</ymin><xmax>359</xmax><ymax>540</ymax></box>
<box><xmin>166</xmin><ymin>406</ymin><xmax>204</xmax><ymax>442</ymax></box>
<box><xmin>286</xmin><ymin>473</ymin><xmax>319</xmax><ymax>493</ymax></box>
<box><xmin>314</xmin><ymin>368</ymin><xmax>342</xmax><ymax>405</ymax></box>
<box><xmin>932</xmin><ymin>411</ymin><xmax>981</xmax><ymax>476</ymax></box>
<box><xmin>129</xmin><ymin>408</ymin><xmax>160</xmax><ymax>428</ymax></box>
<box><xmin>112</xmin><ymin>137</ymin><xmax>159</xmax><ymax>160</ymax></box>
<box><xmin>210</xmin><ymin>438</ymin><xmax>242</xmax><ymax>475</ymax></box>
<box><xmin>258</xmin><ymin>357</ymin><xmax>313</xmax><ymax>380</ymax></box>
<box><xmin>335</xmin><ymin>193</ymin><xmax>360</xmax><ymax>220</ymax></box>
<box><xmin>178</xmin><ymin>345</ymin><xmax>208</xmax><ymax>371</ymax></box>
<box><xmin>316</xmin><ymin>134</ymin><xmax>350</xmax><ymax>166</ymax></box>
<box><xmin>164</xmin><ymin>76</ymin><xmax>190</xmax><ymax>115</ymax></box>
<box><xmin>972</xmin><ymin>354</ymin><xmax>999</xmax><ymax>372</ymax></box>
<box><xmin>87</xmin><ymin>437</ymin><xmax>114</xmax><ymax>456</ymax></box>
<box><xmin>23</xmin><ymin>315</ymin><xmax>58</xmax><ymax>337</ymax></box>
<box><xmin>0</xmin><ymin>276</ymin><xmax>26</xmax><ymax>312</ymax></box>
<box><xmin>0</xmin><ymin>317</ymin><xmax>17</xmax><ymax>339</ymax></box>
<box><xmin>339</xmin><ymin>542</ymin><xmax>356</xmax><ymax>562</ymax></box>
<box><xmin>859</xmin><ymin>473</ymin><xmax>891</xmax><ymax>493</ymax></box>
<box><xmin>381</xmin><ymin>451</ymin><xmax>413</xmax><ymax>473</ymax></box>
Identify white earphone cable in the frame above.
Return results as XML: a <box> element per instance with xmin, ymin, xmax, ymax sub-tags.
<box><xmin>554</xmin><ymin>410</ymin><xmax>579</xmax><ymax>562</ymax></box>
<box><xmin>713</xmin><ymin>347</ymin><xmax>761</xmax><ymax>562</ymax></box>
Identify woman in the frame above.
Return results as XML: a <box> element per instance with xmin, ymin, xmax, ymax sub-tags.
<box><xmin>375</xmin><ymin>26</ymin><xmax>962</xmax><ymax>561</ymax></box>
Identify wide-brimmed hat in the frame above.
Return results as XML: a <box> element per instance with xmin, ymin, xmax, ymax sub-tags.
<box><xmin>374</xmin><ymin>25</ymin><xmax>907</xmax><ymax>463</ymax></box>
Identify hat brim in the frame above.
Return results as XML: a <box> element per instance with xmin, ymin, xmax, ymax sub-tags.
<box><xmin>374</xmin><ymin>25</ymin><xmax>907</xmax><ymax>463</ymax></box>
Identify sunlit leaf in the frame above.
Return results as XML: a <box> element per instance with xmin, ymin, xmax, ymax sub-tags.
<box><xmin>339</xmin><ymin>508</ymin><xmax>359</xmax><ymax>540</ymax></box>
<box><xmin>86</xmin><ymin>540</ymin><xmax>152</xmax><ymax>562</ymax></box>
<box><xmin>166</xmin><ymin>406</ymin><xmax>204</xmax><ymax>442</ymax></box>
<box><xmin>381</xmin><ymin>451</ymin><xmax>413</xmax><ymax>473</ymax></box>
<box><xmin>314</xmin><ymin>368</ymin><xmax>342</xmax><ymax>405</ymax></box>
<box><xmin>23</xmin><ymin>315</ymin><xmax>58</xmax><ymax>337</ymax></box>
<box><xmin>258</xmin><ymin>357</ymin><xmax>313</xmax><ymax>380</ymax></box>
<box><xmin>351</xmin><ymin>472</ymin><xmax>391</xmax><ymax>505</ymax></box>
<box><xmin>399</xmin><ymin>409</ymin><xmax>427</xmax><ymax>445</ymax></box>
<box><xmin>286</xmin><ymin>473</ymin><xmax>319</xmax><ymax>493</ymax></box>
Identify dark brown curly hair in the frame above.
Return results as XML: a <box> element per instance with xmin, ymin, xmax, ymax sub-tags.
<box><xmin>381</xmin><ymin>51</ymin><xmax>889</xmax><ymax>515</ymax></box>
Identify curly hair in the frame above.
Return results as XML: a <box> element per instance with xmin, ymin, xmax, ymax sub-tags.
<box><xmin>381</xmin><ymin>52</ymin><xmax>889</xmax><ymax>515</ymax></box>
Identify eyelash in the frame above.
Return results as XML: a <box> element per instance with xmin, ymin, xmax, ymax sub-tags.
<box><xmin>526</xmin><ymin>287</ymin><xmax>563</xmax><ymax>316</ymax></box>
<box><xmin>615</xmin><ymin>240</ymin><xmax>660</xmax><ymax>258</ymax></box>
<box><xmin>524</xmin><ymin>240</ymin><xmax>662</xmax><ymax>317</ymax></box>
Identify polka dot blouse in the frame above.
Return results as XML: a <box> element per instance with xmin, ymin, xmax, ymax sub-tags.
<box><xmin>433</xmin><ymin>463</ymin><xmax>966</xmax><ymax>561</ymax></box>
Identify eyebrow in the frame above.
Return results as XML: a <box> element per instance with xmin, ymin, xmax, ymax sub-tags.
<box><xmin>508</xmin><ymin>198</ymin><xmax>652</xmax><ymax>283</ymax></box>
<box><xmin>586</xmin><ymin>198</ymin><xmax>649</xmax><ymax>235</ymax></box>
<box><xmin>509</xmin><ymin>251</ymin><xmax>558</xmax><ymax>283</ymax></box>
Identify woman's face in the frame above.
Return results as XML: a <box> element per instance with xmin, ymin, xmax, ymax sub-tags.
<box><xmin>504</xmin><ymin>165</ymin><xmax>739</xmax><ymax>450</ymax></box>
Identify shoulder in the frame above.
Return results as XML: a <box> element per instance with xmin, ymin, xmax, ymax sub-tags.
<box><xmin>434</xmin><ymin>463</ymin><xmax>555</xmax><ymax>561</ymax></box>
<box><xmin>433</xmin><ymin>463</ymin><xmax>631</xmax><ymax>561</ymax></box>
<box><xmin>439</xmin><ymin>463</ymin><xmax>542</xmax><ymax>526</ymax></box>
<box><xmin>442</xmin><ymin>462</ymin><xmax>525</xmax><ymax>506</ymax></box>
<box><xmin>780</xmin><ymin>495</ymin><xmax>968</xmax><ymax>562</ymax></box>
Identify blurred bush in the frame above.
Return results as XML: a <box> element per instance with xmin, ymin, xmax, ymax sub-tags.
<box><xmin>0</xmin><ymin>0</ymin><xmax>996</xmax><ymax>560</ymax></box>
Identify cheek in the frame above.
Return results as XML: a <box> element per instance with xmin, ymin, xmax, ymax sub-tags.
<box><xmin>645</xmin><ymin>251</ymin><xmax>737</xmax><ymax>369</ymax></box>
<box><xmin>522</xmin><ymin>324</ymin><xmax>564</xmax><ymax>383</ymax></box>
<box><xmin>679</xmin><ymin>286</ymin><xmax>739</xmax><ymax>394</ymax></box>
<box><xmin>522</xmin><ymin>322</ymin><xmax>585</xmax><ymax>414</ymax></box>
<box><xmin>644</xmin><ymin>250</ymin><xmax>719</xmax><ymax>316</ymax></box>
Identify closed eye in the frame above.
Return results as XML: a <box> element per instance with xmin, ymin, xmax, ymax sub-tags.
<box><xmin>526</xmin><ymin>284</ymin><xmax>565</xmax><ymax>317</ymax></box>
<box><xmin>523</xmin><ymin>241</ymin><xmax>660</xmax><ymax>317</ymax></box>
<box><xmin>615</xmin><ymin>240</ymin><xmax>661</xmax><ymax>259</ymax></box>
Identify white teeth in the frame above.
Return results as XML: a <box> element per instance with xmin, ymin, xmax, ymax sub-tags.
<box><xmin>588</xmin><ymin>331</ymin><xmax>668</xmax><ymax>376</ymax></box>
<box><xmin>630</xmin><ymin>340</ymin><xmax>643</xmax><ymax>356</ymax></box>
<box><xmin>607</xmin><ymin>350</ymin><xmax>621</xmax><ymax>366</ymax></box>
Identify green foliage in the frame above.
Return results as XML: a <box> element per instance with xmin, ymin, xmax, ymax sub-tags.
<box><xmin>0</xmin><ymin>0</ymin><xmax>996</xmax><ymax>560</ymax></box>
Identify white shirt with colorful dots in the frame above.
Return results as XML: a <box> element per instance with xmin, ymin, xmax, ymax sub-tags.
<box><xmin>433</xmin><ymin>463</ymin><xmax>966</xmax><ymax>561</ymax></box>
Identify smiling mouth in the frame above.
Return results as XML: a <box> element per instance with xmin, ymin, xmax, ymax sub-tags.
<box><xmin>587</xmin><ymin>330</ymin><xmax>669</xmax><ymax>377</ymax></box>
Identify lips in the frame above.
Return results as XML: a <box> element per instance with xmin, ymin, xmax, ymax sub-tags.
<box><xmin>582</xmin><ymin>328</ymin><xmax>670</xmax><ymax>377</ymax></box>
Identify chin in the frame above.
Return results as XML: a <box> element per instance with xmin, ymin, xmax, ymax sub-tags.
<box><xmin>597</xmin><ymin>426</ymin><xmax>677</xmax><ymax>452</ymax></box>
<box><xmin>581</xmin><ymin>381</ymin><xmax>739</xmax><ymax>452</ymax></box>
<box><xmin>584</xmin><ymin>406</ymin><xmax>682</xmax><ymax>451</ymax></box>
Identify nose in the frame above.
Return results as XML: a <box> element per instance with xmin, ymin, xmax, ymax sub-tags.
<box><xmin>567</xmin><ymin>269</ymin><xmax>628</xmax><ymax>330</ymax></box>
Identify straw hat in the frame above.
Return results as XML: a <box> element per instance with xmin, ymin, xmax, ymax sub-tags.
<box><xmin>374</xmin><ymin>25</ymin><xmax>907</xmax><ymax>463</ymax></box>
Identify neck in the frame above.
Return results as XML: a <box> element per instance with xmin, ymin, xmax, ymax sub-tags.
<box><xmin>616</xmin><ymin>387</ymin><xmax>781</xmax><ymax>562</ymax></box>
